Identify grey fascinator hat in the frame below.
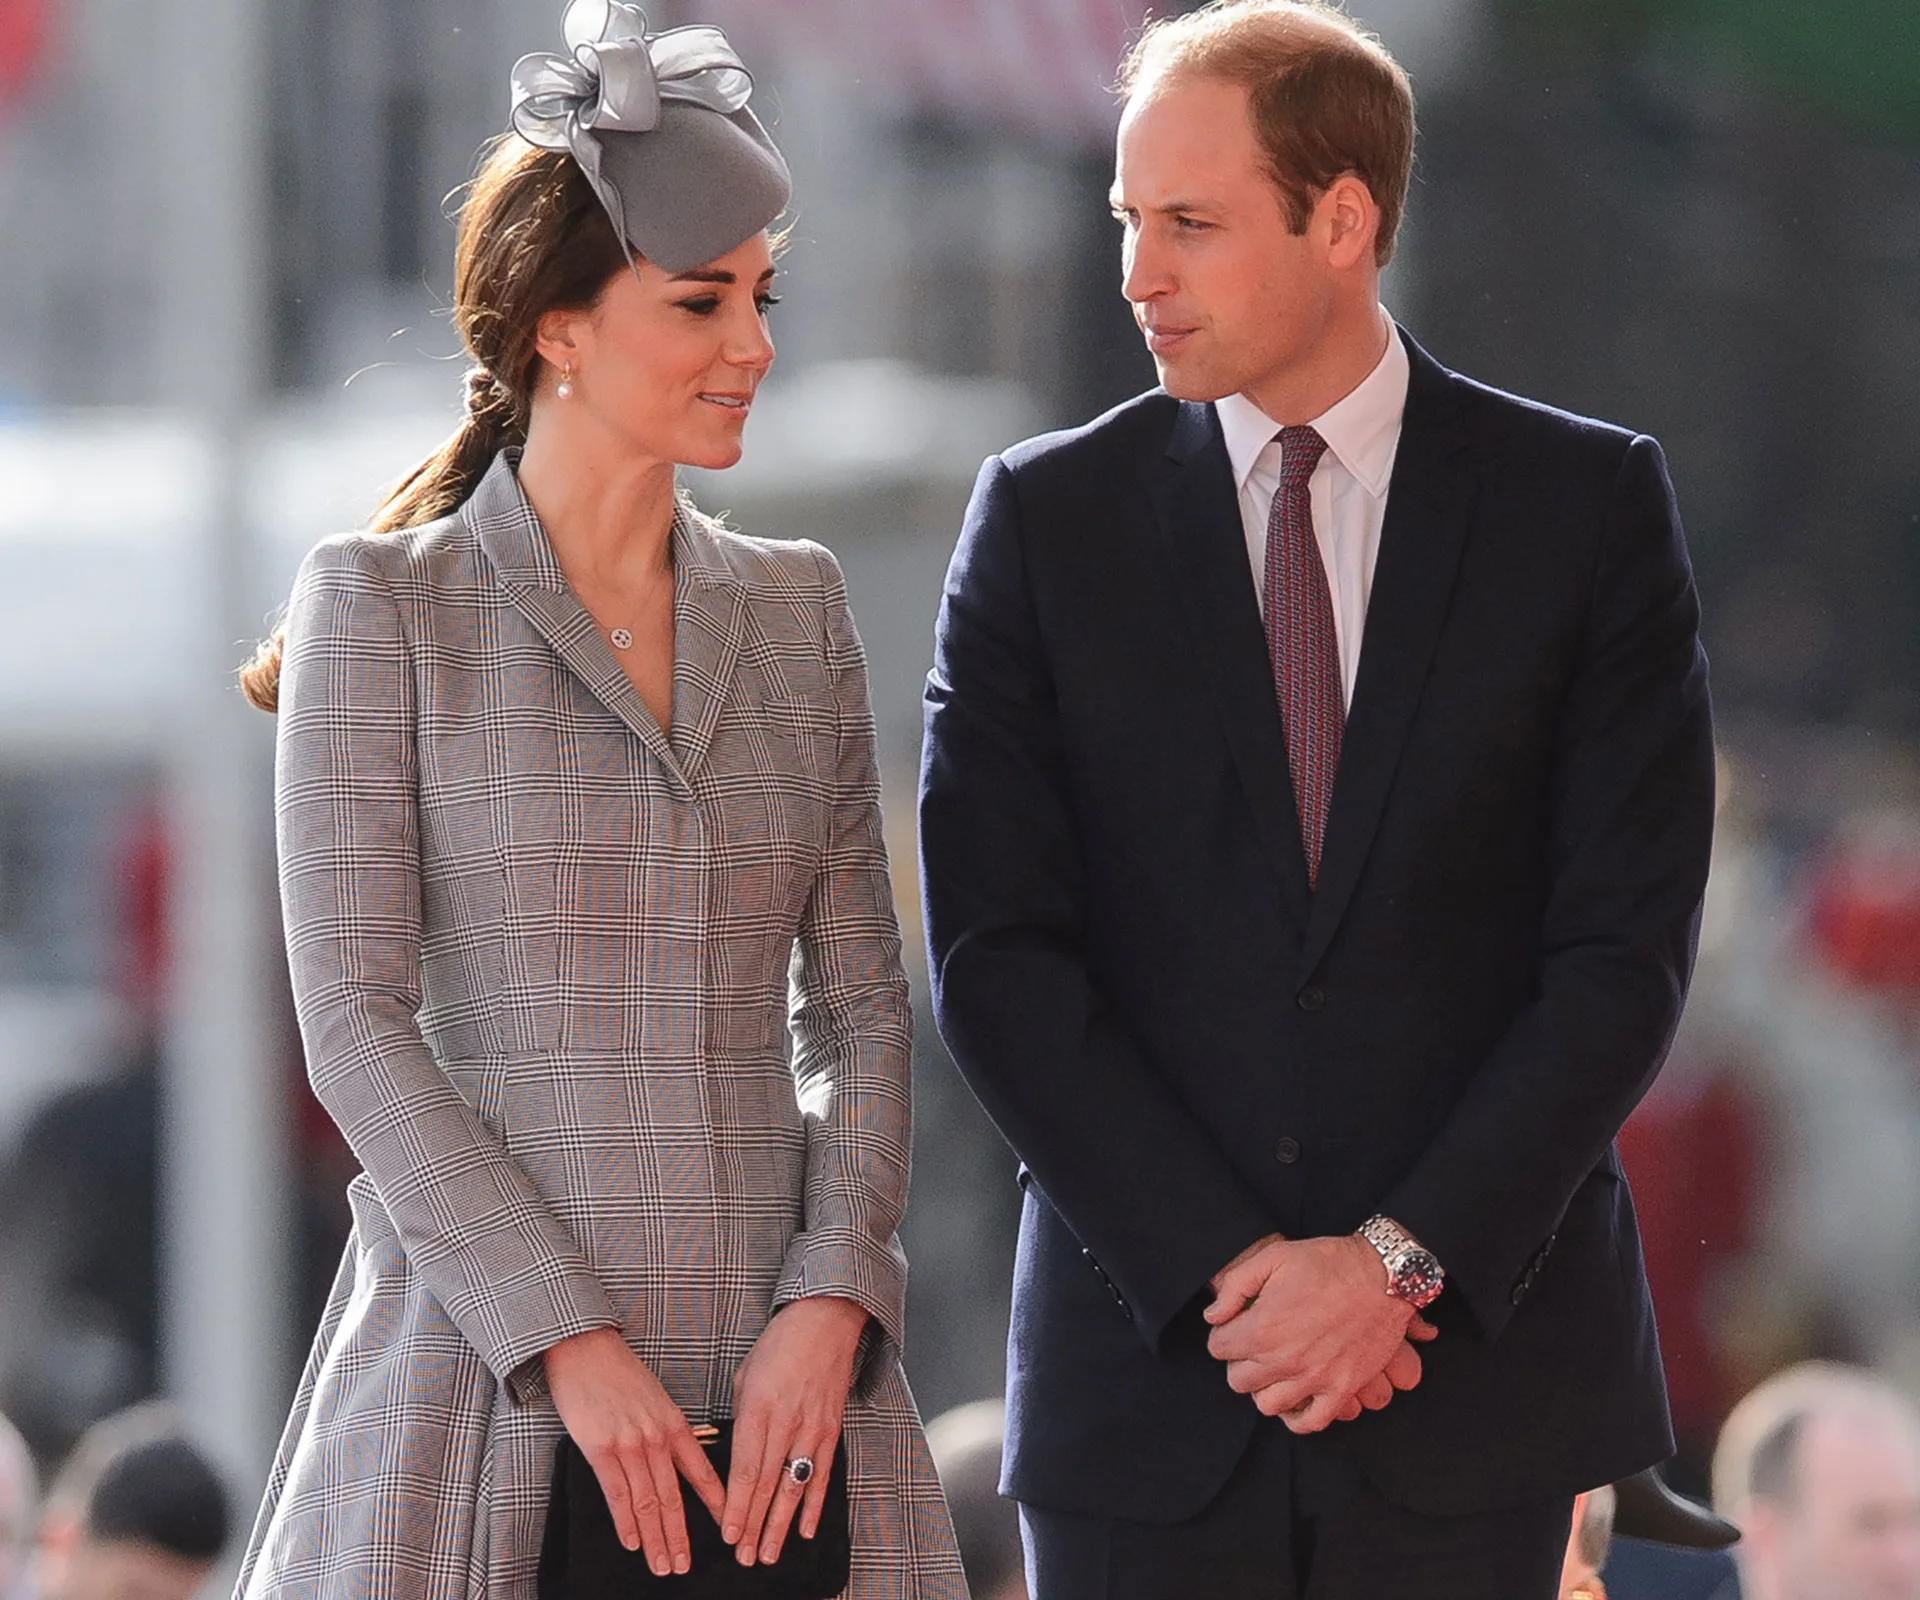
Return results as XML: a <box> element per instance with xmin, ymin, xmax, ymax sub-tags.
<box><xmin>510</xmin><ymin>0</ymin><xmax>791</xmax><ymax>274</ymax></box>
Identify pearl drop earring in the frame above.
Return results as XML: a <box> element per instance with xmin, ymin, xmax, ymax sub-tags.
<box><xmin>555</xmin><ymin>364</ymin><xmax>574</xmax><ymax>400</ymax></box>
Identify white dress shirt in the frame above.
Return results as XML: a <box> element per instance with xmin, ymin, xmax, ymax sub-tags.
<box><xmin>1214</xmin><ymin>317</ymin><xmax>1410</xmax><ymax>709</ymax></box>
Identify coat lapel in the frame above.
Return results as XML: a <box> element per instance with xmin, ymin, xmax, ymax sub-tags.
<box><xmin>1151</xmin><ymin>401</ymin><xmax>1314</xmax><ymax>930</ymax></box>
<box><xmin>1299</xmin><ymin>333</ymin><xmax>1478</xmax><ymax>978</ymax></box>
<box><xmin>468</xmin><ymin>453</ymin><xmax>710</xmax><ymax>795</ymax></box>
<box><xmin>666</xmin><ymin>510</ymin><xmax>747</xmax><ymax>780</ymax></box>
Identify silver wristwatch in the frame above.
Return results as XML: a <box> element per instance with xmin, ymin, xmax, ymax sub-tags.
<box><xmin>1357</xmin><ymin>1215</ymin><xmax>1445</xmax><ymax>1309</ymax></box>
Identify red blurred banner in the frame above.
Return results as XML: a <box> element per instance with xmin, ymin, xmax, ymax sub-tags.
<box><xmin>0</xmin><ymin>0</ymin><xmax>51</xmax><ymax>108</ymax></box>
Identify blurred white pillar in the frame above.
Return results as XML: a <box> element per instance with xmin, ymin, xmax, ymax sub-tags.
<box><xmin>155</xmin><ymin>0</ymin><xmax>292</xmax><ymax>1500</ymax></box>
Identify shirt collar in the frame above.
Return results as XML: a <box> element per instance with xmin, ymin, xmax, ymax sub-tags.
<box><xmin>1216</xmin><ymin>315</ymin><xmax>1409</xmax><ymax>498</ymax></box>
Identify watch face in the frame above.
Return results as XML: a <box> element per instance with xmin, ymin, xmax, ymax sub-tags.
<box><xmin>1393</xmin><ymin>1249</ymin><xmax>1444</xmax><ymax>1308</ymax></box>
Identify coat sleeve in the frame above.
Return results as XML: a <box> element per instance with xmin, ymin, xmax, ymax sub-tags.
<box><xmin>774</xmin><ymin>544</ymin><xmax>914</xmax><ymax>1381</ymax></box>
<box><xmin>919</xmin><ymin>456</ymin><xmax>1275</xmax><ymax>1352</ymax></box>
<box><xmin>275</xmin><ymin>536</ymin><xmax>619</xmax><ymax>1400</ymax></box>
<box><xmin>1381</xmin><ymin>434</ymin><xmax>1716</xmax><ymax>1338</ymax></box>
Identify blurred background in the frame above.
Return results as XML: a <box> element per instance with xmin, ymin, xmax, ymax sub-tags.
<box><xmin>0</xmin><ymin>0</ymin><xmax>1916</xmax><ymax>1578</ymax></box>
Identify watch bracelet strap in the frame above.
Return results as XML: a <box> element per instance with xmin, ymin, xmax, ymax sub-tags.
<box><xmin>1358</xmin><ymin>1214</ymin><xmax>1443</xmax><ymax>1284</ymax></box>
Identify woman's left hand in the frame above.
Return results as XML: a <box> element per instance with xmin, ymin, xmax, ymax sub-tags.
<box><xmin>722</xmin><ymin>1294</ymin><xmax>868</xmax><ymax>1567</ymax></box>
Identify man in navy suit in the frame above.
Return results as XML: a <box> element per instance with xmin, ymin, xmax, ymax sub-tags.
<box><xmin>918</xmin><ymin>2</ymin><xmax>1715</xmax><ymax>1595</ymax></box>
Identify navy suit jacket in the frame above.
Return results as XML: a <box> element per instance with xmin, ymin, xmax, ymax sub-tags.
<box><xmin>918</xmin><ymin>331</ymin><xmax>1715</xmax><ymax>1521</ymax></box>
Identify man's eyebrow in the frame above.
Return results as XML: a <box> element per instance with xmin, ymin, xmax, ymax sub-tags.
<box><xmin>1108</xmin><ymin>194</ymin><xmax>1220</xmax><ymax>216</ymax></box>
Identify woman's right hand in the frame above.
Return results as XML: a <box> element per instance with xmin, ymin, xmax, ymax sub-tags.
<box><xmin>543</xmin><ymin>1327</ymin><xmax>727</xmax><ymax>1578</ymax></box>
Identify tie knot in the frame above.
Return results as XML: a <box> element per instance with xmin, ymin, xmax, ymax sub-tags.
<box><xmin>1276</xmin><ymin>425</ymin><xmax>1327</xmax><ymax>488</ymax></box>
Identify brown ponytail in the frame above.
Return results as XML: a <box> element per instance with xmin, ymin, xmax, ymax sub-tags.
<box><xmin>239</xmin><ymin>136</ymin><xmax>629</xmax><ymax>712</ymax></box>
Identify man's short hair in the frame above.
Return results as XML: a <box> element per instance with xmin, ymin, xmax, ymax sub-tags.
<box><xmin>1117</xmin><ymin>0</ymin><xmax>1416</xmax><ymax>266</ymax></box>
<box><xmin>45</xmin><ymin>1403</ymin><xmax>229</xmax><ymax>1563</ymax></box>
<box><xmin>1713</xmin><ymin>1361</ymin><xmax>1920</xmax><ymax>1521</ymax></box>
<box><xmin>1745</xmin><ymin>1409</ymin><xmax>1806</xmax><ymax>1508</ymax></box>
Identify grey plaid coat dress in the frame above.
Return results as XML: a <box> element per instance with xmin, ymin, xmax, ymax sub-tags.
<box><xmin>236</xmin><ymin>453</ymin><xmax>965</xmax><ymax>1599</ymax></box>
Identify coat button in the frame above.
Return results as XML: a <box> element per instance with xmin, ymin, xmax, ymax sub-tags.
<box><xmin>1297</xmin><ymin>985</ymin><xmax>1326</xmax><ymax>1012</ymax></box>
<box><xmin>1274</xmin><ymin>1136</ymin><xmax>1302</xmax><ymax>1164</ymax></box>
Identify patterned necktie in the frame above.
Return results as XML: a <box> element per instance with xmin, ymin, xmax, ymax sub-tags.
<box><xmin>1262</xmin><ymin>425</ymin><xmax>1341</xmax><ymax>887</ymax></box>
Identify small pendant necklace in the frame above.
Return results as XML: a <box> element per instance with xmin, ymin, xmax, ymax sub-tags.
<box><xmin>595</xmin><ymin>550</ymin><xmax>670</xmax><ymax>652</ymax></box>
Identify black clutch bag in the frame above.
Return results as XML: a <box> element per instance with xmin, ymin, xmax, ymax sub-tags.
<box><xmin>537</xmin><ymin>1422</ymin><xmax>851</xmax><ymax>1599</ymax></box>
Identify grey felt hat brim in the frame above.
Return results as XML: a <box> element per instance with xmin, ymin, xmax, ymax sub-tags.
<box><xmin>594</xmin><ymin>100</ymin><xmax>791</xmax><ymax>273</ymax></box>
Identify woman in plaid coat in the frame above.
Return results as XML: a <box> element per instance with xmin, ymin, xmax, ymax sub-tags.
<box><xmin>231</xmin><ymin>11</ymin><xmax>964</xmax><ymax>1597</ymax></box>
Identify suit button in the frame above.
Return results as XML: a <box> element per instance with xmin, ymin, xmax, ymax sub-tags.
<box><xmin>1511</xmin><ymin>1283</ymin><xmax>1527</xmax><ymax>1306</ymax></box>
<box><xmin>1274</xmin><ymin>1136</ymin><xmax>1302</xmax><ymax>1165</ymax></box>
<box><xmin>1297</xmin><ymin>985</ymin><xmax>1326</xmax><ymax>1012</ymax></box>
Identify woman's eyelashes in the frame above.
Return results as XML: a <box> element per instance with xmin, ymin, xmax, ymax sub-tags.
<box><xmin>672</xmin><ymin>291</ymin><xmax>782</xmax><ymax>317</ymax></box>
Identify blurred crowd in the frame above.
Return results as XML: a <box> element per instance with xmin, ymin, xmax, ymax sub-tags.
<box><xmin>924</xmin><ymin>1366</ymin><xmax>1920</xmax><ymax>1600</ymax></box>
<box><xmin>1</xmin><ymin>708</ymin><xmax>1919</xmax><ymax>1600</ymax></box>
<box><xmin>0</xmin><ymin>1401</ymin><xmax>227</xmax><ymax>1600</ymax></box>
<box><xmin>1577</xmin><ymin>1361</ymin><xmax>1920</xmax><ymax>1599</ymax></box>
<box><xmin>10</xmin><ymin>770</ymin><xmax>1920</xmax><ymax>1600</ymax></box>
<box><xmin>1</xmin><ymin>0</ymin><xmax>1917</xmax><ymax>1592</ymax></box>
<box><xmin>1619</xmin><ymin>760</ymin><xmax>1920</xmax><ymax>1493</ymax></box>
<box><xmin>2</xmin><ymin>1358</ymin><xmax>1919</xmax><ymax>1599</ymax></box>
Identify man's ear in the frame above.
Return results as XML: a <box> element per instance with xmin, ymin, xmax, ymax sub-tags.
<box><xmin>1319</xmin><ymin>173</ymin><xmax>1379</xmax><ymax>271</ymax></box>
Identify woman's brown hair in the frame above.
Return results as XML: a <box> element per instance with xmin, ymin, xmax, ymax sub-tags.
<box><xmin>238</xmin><ymin>135</ymin><xmax>628</xmax><ymax>712</ymax></box>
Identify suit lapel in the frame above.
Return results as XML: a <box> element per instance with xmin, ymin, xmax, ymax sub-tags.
<box><xmin>466</xmin><ymin>452</ymin><xmax>694</xmax><ymax>794</ymax></box>
<box><xmin>1300</xmin><ymin>333</ymin><xmax>1478</xmax><ymax>977</ymax></box>
<box><xmin>1151</xmin><ymin>401</ymin><xmax>1314</xmax><ymax>929</ymax></box>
